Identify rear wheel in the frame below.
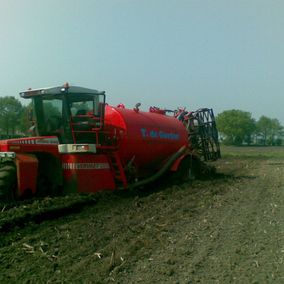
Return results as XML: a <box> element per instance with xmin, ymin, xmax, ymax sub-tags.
<box><xmin>180</xmin><ymin>157</ymin><xmax>198</xmax><ymax>182</ymax></box>
<box><xmin>0</xmin><ymin>163</ymin><xmax>17</xmax><ymax>201</ymax></box>
<box><xmin>172</xmin><ymin>157</ymin><xmax>200</xmax><ymax>184</ymax></box>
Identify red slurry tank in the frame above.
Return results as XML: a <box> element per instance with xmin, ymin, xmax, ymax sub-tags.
<box><xmin>104</xmin><ymin>105</ymin><xmax>188</xmax><ymax>175</ymax></box>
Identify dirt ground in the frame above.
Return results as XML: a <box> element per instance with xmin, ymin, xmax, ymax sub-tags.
<box><xmin>1</xmin><ymin>146</ymin><xmax>284</xmax><ymax>283</ymax></box>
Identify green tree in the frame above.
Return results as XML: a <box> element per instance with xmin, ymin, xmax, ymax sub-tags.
<box><xmin>18</xmin><ymin>104</ymin><xmax>33</xmax><ymax>134</ymax></box>
<box><xmin>216</xmin><ymin>109</ymin><xmax>256</xmax><ymax>145</ymax></box>
<box><xmin>256</xmin><ymin>116</ymin><xmax>283</xmax><ymax>145</ymax></box>
<box><xmin>0</xmin><ymin>96</ymin><xmax>24</xmax><ymax>135</ymax></box>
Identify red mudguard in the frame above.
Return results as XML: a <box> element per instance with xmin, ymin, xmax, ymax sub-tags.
<box><xmin>61</xmin><ymin>154</ymin><xmax>116</xmax><ymax>193</ymax></box>
<box><xmin>16</xmin><ymin>153</ymin><xmax>38</xmax><ymax>197</ymax></box>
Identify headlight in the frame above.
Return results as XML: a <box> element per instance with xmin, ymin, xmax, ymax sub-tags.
<box><xmin>0</xmin><ymin>152</ymin><xmax>16</xmax><ymax>158</ymax></box>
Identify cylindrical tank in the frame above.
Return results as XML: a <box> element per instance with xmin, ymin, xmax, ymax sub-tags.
<box><xmin>104</xmin><ymin>105</ymin><xmax>188</xmax><ymax>175</ymax></box>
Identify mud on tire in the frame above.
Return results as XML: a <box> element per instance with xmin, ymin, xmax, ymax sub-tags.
<box><xmin>0</xmin><ymin>163</ymin><xmax>17</xmax><ymax>201</ymax></box>
<box><xmin>171</xmin><ymin>156</ymin><xmax>200</xmax><ymax>184</ymax></box>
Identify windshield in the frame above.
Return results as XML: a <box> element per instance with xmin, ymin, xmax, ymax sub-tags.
<box><xmin>33</xmin><ymin>92</ymin><xmax>105</xmax><ymax>144</ymax></box>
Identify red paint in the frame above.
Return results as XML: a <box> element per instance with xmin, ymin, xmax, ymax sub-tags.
<box><xmin>0</xmin><ymin>103</ymin><xmax>191</xmax><ymax>196</ymax></box>
<box><xmin>61</xmin><ymin>154</ymin><xmax>116</xmax><ymax>193</ymax></box>
<box><xmin>0</xmin><ymin>136</ymin><xmax>60</xmax><ymax>157</ymax></box>
<box><xmin>104</xmin><ymin>105</ymin><xmax>188</xmax><ymax>176</ymax></box>
<box><xmin>15</xmin><ymin>153</ymin><xmax>38</xmax><ymax>197</ymax></box>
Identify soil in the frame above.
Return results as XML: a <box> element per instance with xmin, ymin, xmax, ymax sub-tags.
<box><xmin>1</xmin><ymin>146</ymin><xmax>284</xmax><ymax>283</ymax></box>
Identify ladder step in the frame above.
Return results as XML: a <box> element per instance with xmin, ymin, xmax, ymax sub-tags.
<box><xmin>108</xmin><ymin>153</ymin><xmax>127</xmax><ymax>188</ymax></box>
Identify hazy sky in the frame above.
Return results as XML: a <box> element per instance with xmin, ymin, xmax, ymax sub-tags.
<box><xmin>0</xmin><ymin>0</ymin><xmax>283</xmax><ymax>123</ymax></box>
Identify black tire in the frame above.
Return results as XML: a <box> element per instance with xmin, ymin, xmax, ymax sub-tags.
<box><xmin>179</xmin><ymin>157</ymin><xmax>197</xmax><ymax>182</ymax></box>
<box><xmin>0</xmin><ymin>164</ymin><xmax>17</xmax><ymax>201</ymax></box>
<box><xmin>171</xmin><ymin>157</ymin><xmax>200</xmax><ymax>184</ymax></box>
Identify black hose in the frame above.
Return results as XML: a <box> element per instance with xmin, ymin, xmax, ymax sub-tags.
<box><xmin>129</xmin><ymin>145</ymin><xmax>187</xmax><ymax>190</ymax></box>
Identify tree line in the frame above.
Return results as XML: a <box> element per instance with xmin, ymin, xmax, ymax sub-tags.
<box><xmin>216</xmin><ymin>109</ymin><xmax>283</xmax><ymax>146</ymax></box>
<box><xmin>0</xmin><ymin>96</ymin><xmax>31</xmax><ymax>137</ymax></box>
<box><xmin>0</xmin><ymin>96</ymin><xmax>282</xmax><ymax>146</ymax></box>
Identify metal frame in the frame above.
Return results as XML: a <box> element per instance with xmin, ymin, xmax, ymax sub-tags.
<box><xmin>183</xmin><ymin>108</ymin><xmax>221</xmax><ymax>161</ymax></box>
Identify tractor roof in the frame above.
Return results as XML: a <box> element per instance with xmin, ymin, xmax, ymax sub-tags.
<box><xmin>20</xmin><ymin>83</ymin><xmax>105</xmax><ymax>99</ymax></box>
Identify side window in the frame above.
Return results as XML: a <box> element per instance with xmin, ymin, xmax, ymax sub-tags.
<box><xmin>96</xmin><ymin>95</ymin><xmax>105</xmax><ymax>117</ymax></box>
<box><xmin>69</xmin><ymin>94</ymin><xmax>105</xmax><ymax>133</ymax></box>
<box><xmin>43</xmin><ymin>99</ymin><xmax>63</xmax><ymax>133</ymax></box>
<box><xmin>70</xmin><ymin>102</ymin><xmax>90</xmax><ymax>116</ymax></box>
<box><xmin>71</xmin><ymin>99</ymin><xmax>100</xmax><ymax>116</ymax></box>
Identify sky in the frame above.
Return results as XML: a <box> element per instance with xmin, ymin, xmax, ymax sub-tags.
<box><xmin>0</xmin><ymin>0</ymin><xmax>283</xmax><ymax>123</ymax></box>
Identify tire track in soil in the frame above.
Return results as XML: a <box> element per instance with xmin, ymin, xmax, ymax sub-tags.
<box><xmin>115</xmin><ymin>159</ymin><xmax>284</xmax><ymax>284</ymax></box>
<box><xmin>1</xmin><ymin>157</ymin><xmax>284</xmax><ymax>283</ymax></box>
<box><xmin>180</xmin><ymin>159</ymin><xmax>284</xmax><ymax>283</ymax></box>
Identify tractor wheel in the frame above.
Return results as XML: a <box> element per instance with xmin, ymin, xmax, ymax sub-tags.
<box><xmin>0</xmin><ymin>164</ymin><xmax>17</xmax><ymax>201</ymax></box>
<box><xmin>179</xmin><ymin>157</ymin><xmax>197</xmax><ymax>182</ymax></box>
<box><xmin>172</xmin><ymin>157</ymin><xmax>200</xmax><ymax>184</ymax></box>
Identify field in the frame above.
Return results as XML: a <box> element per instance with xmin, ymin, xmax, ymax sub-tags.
<box><xmin>1</xmin><ymin>146</ymin><xmax>284</xmax><ymax>283</ymax></box>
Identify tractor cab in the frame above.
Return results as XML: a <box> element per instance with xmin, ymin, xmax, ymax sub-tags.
<box><xmin>21</xmin><ymin>83</ymin><xmax>105</xmax><ymax>144</ymax></box>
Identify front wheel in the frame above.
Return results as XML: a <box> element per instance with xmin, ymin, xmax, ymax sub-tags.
<box><xmin>0</xmin><ymin>163</ymin><xmax>17</xmax><ymax>201</ymax></box>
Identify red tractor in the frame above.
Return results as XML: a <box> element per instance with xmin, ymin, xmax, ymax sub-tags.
<box><xmin>0</xmin><ymin>83</ymin><xmax>220</xmax><ymax>201</ymax></box>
